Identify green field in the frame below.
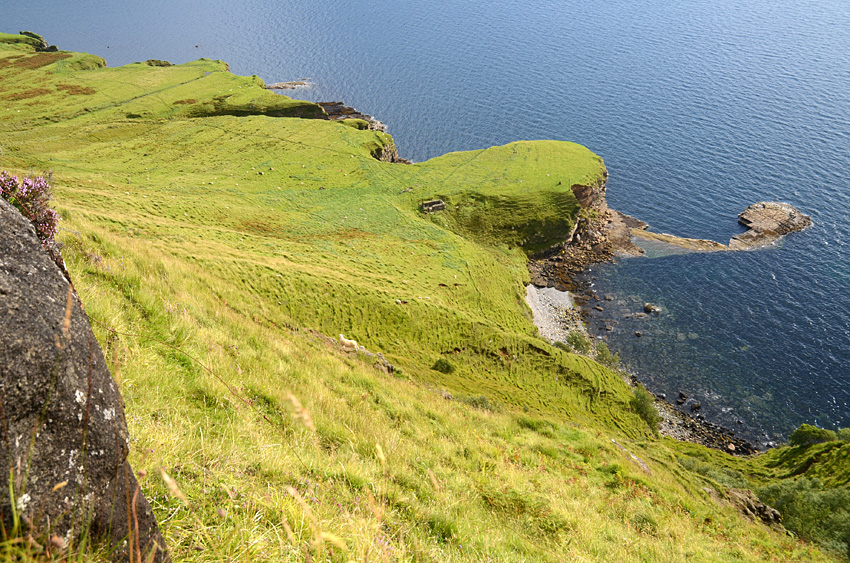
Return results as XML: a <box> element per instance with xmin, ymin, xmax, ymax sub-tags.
<box><xmin>2</xmin><ymin>34</ymin><xmax>848</xmax><ymax>562</ymax></box>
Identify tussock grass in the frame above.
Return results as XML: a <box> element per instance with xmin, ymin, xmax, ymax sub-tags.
<box><xmin>0</xmin><ymin>34</ymin><xmax>843</xmax><ymax>561</ymax></box>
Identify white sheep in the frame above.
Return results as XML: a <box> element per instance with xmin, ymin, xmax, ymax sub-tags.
<box><xmin>339</xmin><ymin>334</ymin><xmax>358</xmax><ymax>351</ymax></box>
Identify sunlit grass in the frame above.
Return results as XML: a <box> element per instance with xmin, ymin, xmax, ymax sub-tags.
<box><xmin>0</xmin><ymin>34</ymin><xmax>843</xmax><ymax>561</ymax></box>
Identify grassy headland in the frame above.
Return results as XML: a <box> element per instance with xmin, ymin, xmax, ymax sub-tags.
<box><xmin>1</xmin><ymin>34</ymin><xmax>848</xmax><ymax>561</ymax></box>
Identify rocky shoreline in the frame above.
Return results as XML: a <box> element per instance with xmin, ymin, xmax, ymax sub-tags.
<box><xmin>527</xmin><ymin>278</ymin><xmax>760</xmax><ymax>454</ymax></box>
<box><xmin>318</xmin><ymin>101</ymin><xmax>387</xmax><ymax>132</ymax></box>
<box><xmin>264</xmin><ymin>84</ymin><xmax>413</xmax><ymax>162</ymax></box>
<box><xmin>527</xmin><ymin>181</ymin><xmax>811</xmax><ymax>455</ymax></box>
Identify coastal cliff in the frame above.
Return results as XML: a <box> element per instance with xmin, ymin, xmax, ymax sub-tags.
<box><xmin>1</xmin><ymin>33</ymin><xmax>845</xmax><ymax>562</ymax></box>
<box><xmin>529</xmin><ymin>174</ymin><xmax>811</xmax><ymax>293</ymax></box>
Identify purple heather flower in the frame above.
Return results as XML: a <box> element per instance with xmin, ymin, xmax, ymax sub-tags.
<box><xmin>1</xmin><ymin>171</ymin><xmax>60</xmax><ymax>248</ymax></box>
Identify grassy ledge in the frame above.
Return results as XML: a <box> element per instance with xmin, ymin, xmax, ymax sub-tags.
<box><xmin>1</xmin><ymin>33</ymin><xmax>847</xmax><ymax>562</ymax></box>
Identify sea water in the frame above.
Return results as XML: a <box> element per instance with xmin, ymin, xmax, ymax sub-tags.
<box><xmin>7</xmin><ymin>0</ymin><xmax>849</xmax><ymax>444</ymax></box>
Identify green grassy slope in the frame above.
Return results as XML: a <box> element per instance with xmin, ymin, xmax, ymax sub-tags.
<box><xmin>1</xmin><ymin>34</ymin><xmax>845</xmax><ymax>562</ymax></box>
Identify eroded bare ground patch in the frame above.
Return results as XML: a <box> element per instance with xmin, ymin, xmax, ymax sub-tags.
<box><xmin>1</xmin><ymin>87</ymin><xmax>52</xmax><ymax>100</ymax></box>
<box><xmin>4</xmin><ymin>51</ymin><xmax>71</xmax><ymax>70</ymax></box>
<box><xmin>57</xmin><ymin>83</ymin><xmax>96</xmax><ymax>95</ymax></box>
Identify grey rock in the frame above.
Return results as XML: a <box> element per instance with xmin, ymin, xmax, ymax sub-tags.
<box><xmin>375</xmin><ymin>352</ymin><xmax>395</xmax><ymax>375</ymax></box>
<box><xmin>0</xmin><ymin>199</ymin><xmax>169</xmax><ymax>561</ymax></box>
<box><xmin>727</xmin><ymin>489</ymin><xmax>782</xmax><ymax>527</ymax></box>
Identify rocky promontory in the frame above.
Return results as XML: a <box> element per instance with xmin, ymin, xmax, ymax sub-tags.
<box><xmin>629</xmin><ymin>201</ymin><xmax>812</xmax><ymax>253</ymax></box>
<box><xmin>527</xmin><ymin>185</ymin><xmax>811</xmax><ymax>454</ymax></box>
<box><xmin>264</xmin><ymin>79</ymin><xmax>311</xmax><ymax>90</ymax></box>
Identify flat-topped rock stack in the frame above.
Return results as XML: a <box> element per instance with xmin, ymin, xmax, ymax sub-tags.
<box><xmin>728</xmin><ymin>201</ymin><xmax>813</xmax><ymax>250</ymax></box>
<box><xmin>624</xmin><ymin>201</ymin><xmax>811</xmax><ymax>254</ymax></box>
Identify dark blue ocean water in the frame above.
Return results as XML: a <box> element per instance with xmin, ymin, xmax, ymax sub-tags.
<box><xmin>7</xmin><ymin>0</ymin><xmax>849</xmax><ymax>444</ymax></box>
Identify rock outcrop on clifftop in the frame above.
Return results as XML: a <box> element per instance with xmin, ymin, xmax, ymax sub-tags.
<box><xmin>0</xmin><ymin>199</ymin><xmax>169</xmax><ymax>562</ymax></box>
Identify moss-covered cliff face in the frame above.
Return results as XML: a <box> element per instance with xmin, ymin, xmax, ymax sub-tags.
<box><xmin>1</xmin><ymin>33</ymin><xmax>846</xmax><ymax>562</ymax></box>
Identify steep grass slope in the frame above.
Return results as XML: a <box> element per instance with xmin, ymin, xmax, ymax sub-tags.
<box><xmin>0</xmin><ymin>34</ymin><xmax>843</xmax><ymax>562</ymax></box>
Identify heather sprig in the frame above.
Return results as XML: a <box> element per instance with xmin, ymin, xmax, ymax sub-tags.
<box><xmin>1</xmin><ymin>171</ymin><xmax>59</xmax><ymax>248</ymax></box>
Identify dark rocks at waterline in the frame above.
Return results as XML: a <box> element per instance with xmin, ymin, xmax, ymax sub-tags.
<box><xmin>318</xmin><ymin>101</ymin><xmax>387</xmax><ymax>131</ymax></box>
<box><xmin>663</xmin><ymin>405</ymin><xmax>759</xmax><ymax>456</ymax></box>
<box><xmin>0</xmin><ymin>199</ymin><xmax>169</xmax><ymax>562</ymax></box>
<box><xmin>666</xmin><ymin>400</ymin><xmax>758</xmax><ymax>455</ymax></box>
<box><xmin>527</xmin><ymin>187</ymin><xmax>618</xmax><ymax>292</ymax></box>
<box><xmin>523</xmin><ymin>181</ymin><xmax>762</xmax><ymax>454</ymax></box>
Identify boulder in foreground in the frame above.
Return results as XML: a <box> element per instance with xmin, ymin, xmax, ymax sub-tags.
<box><xmin>0</xmin><ymin>198</ymin><xmax>169</xmax><ymax>562</ymax></box>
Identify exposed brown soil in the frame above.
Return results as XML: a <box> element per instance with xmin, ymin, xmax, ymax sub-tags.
<box><xmin>1</xmin><ymin>87</ymin><xmax>52</xmax><ymax>100</ymax></box>
<box><xmin>10</xmin><ymin>52</ymin><xmax>71</xmax><ymax>70</ymax></box>
<box><xmin>57</xmin><ymin>83</ymin><xmax>96</xmax><ymax>95</ymax></box>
